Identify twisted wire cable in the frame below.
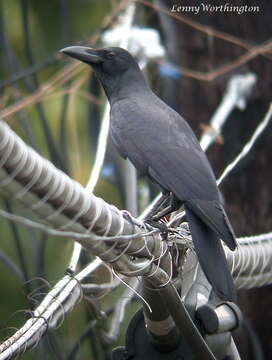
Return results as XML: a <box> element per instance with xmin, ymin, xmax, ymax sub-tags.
<box><xmin>0</xmin><ymin>119</ymin><xmax>271</xmax><ymax>287</ymax></box>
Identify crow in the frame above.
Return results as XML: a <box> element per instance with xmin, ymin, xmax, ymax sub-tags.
<box><xmin>61</xmin><ymin>46</ymin><xmax>237</xmax><ymax>301</ymax></box>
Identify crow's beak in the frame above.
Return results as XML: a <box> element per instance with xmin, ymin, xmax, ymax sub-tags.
<box><xmin>60</xmin><ymin>46</ymin><xmax>103</xmax><ymax>64</ymax></box>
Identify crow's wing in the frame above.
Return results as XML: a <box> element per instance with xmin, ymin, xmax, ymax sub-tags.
<box><xmin>110</xmin><ymin>97</ymin><xmax>217</xmax><ymax>199</ymax></box>
<box><xmin>110</xmin><ymin>96</ymin><xmax>236</xmax><ymax>250</ymax></box>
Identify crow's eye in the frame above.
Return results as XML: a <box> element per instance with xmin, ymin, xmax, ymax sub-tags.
<box><xmin>107</xmin><ymin>52</ymin><xmax>115</xmax><ymax>59</ymax></box>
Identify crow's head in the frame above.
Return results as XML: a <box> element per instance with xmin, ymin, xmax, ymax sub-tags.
<box><xmin>60</xmin><ymin>46</ymin><xmax>145</xmax><ymax>100</ymax></box>
<box><xmin>61</xmin><ymin>46</ymin><xmax>140</xmax><ymax>74</ymax></box>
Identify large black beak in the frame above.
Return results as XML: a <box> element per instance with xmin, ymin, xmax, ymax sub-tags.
<box><xmin>60</xmin><ymin>46</ymin><xmax>103</xmax><ymax>64</ymax></box>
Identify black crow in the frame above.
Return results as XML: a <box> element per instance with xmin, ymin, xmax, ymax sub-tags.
<box><xmin>61</xmin><ymin>46</ymin><xmax>237</xmax><ymax>301</ymax></box>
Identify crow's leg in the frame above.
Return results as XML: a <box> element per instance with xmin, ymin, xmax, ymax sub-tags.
<box><xmin>145</xmin><ymin>192</ymin><xmax>171</xmax><ymax>220</ymax></box>
<box><xmin>152</xmin><ymin>194</ymin><xmax>182</xmax><ymax>221</ymax></box>
<box><xmin>145</xmin><ymin>194</ymin><xmax>182</xmax><ymax>239</ymax></box>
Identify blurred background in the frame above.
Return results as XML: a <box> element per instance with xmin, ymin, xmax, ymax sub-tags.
<box><xmin>0</xmin><ymin>0</ymin><xmax>271</xmax><ymax>358</ymax></box>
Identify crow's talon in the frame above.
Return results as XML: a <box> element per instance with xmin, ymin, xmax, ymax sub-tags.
<box><xmin>145</xmin><ymin>219</ymin><xmax>169</xmax><ymax>239</ymax></box>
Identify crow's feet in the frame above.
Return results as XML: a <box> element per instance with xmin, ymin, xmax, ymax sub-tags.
<box><xmin>145</xmin><ymin>219</ymin><xmax>169</xmax><ymax>241</ymax></box>
<box><xmin>150</xmin><ymin>195</ymin><xmax>182</xmax><ymax>222</ymax></box>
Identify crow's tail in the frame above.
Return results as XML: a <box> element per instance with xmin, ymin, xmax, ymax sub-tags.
<box><xmin>185</xmin><ymin>205</ymin><xmax>236</xmax><ymax>302</ymax></box>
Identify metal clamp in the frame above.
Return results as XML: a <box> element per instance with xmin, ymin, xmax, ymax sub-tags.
<box><xmin>196</xmin><ymin>301</ymin><xmax>242</xmax><ymax>335</ymax></box>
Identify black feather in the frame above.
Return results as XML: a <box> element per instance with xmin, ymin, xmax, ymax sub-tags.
<box><xmin>185</xmin><ymin>205</ymin><xmax>237</xmax><ymax>302</ymax></box>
